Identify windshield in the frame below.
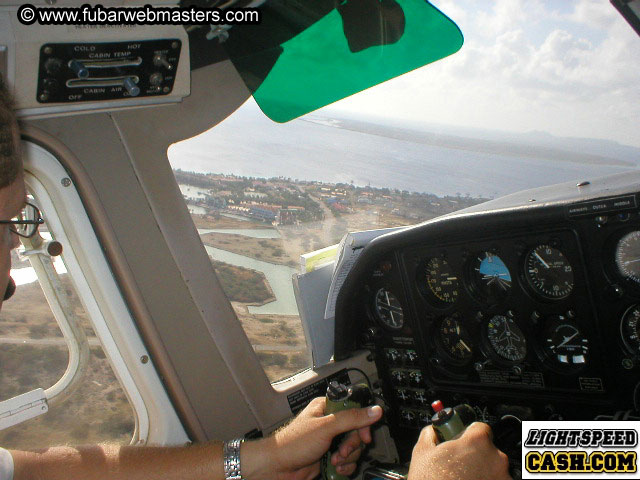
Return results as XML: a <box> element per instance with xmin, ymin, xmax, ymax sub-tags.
<box><xmin>169</xmin><ymin>0</ymin><xmax>640</xmax><ymax>381</ymax></box>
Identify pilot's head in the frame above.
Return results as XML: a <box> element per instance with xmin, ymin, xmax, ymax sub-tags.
<box><xmin>0</xmin><ymin>77</ymin><xmax>26</xmax><ymax>312</ymax></box>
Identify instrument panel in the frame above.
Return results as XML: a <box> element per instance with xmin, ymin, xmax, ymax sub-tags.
<box><xmin>402</xmin><ymin>229</ymin><xmax>602</xmax><ymax>388</ymax></box>
<box><xmin>334</xmin><ymin>174</ymin><xmax>640</xmax><ymax>461</ymax></box>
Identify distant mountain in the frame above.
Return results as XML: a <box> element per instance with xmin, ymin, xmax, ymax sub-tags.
<box><xmin>303</xmin><ymin>114</ymin><xmax>639</xmax><ymax>168</ymax></box>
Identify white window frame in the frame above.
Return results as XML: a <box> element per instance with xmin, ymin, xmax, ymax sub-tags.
<box><xmin>22</xmin><ymin>140</ymin><xmax>189</xmax><ymax>445</ymax></box>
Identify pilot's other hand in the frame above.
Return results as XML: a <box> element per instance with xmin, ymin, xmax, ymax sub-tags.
<box><xmin>407</xmin><ymin>422</ymin><xmax>511</xmax><ymax>480</ymax></box>
<box><xmin>247</xmin><ymin>396</ymin><xmax>382</xmax><ymax>480</ymax></box>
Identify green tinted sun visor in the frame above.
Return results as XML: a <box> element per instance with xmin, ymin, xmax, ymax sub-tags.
<box><xmin>223</xmin><ymin>0</ymin><xmax>463</xmax><ymax>122</ymax></box>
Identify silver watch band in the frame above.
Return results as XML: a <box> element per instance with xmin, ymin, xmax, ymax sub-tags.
<box><xmin>223</xmin><ymin>437</ymin><xmax>245</xmax><ymax>480</ymax></box>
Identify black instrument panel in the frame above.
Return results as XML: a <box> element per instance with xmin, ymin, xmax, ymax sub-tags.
<box><xmin>333</xmin><ymin>174</ymin><xmax>640</xmax><ymax>461</ymax></box>
<box><xmin>402</xmin><ymin>229</ymin><xmax>604</xmax><ymax>391</ymax></box>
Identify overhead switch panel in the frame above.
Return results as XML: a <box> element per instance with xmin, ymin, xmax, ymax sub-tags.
<box><xmin>37</xmin><ymin>39</ymin><xmax>181</xmax><ymax>103</ymax></box>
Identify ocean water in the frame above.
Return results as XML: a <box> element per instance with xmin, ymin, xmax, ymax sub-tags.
<box><xmin>168</xmin><ymin>105</ymin><xmax>639</xmax><ymax>199</ymax></box>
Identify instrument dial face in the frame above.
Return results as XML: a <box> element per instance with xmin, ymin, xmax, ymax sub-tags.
<box><xmin>524</xmin><ymin>245</ymin><xmax>574</xmax><ymax>299</ymax></box>
<box><xmin>471</xmin><ymin>252</ymin><xmax>512</xmax><ymax>302</ymax></box>
<box><xmin>373</xmin><ymin>288</ymin><xmax>404</xmax><ymax>330</ymax></box>
<box><xmin>543</xmin><ymin>317</ymin><xmax>589</xmax><ymax>366</ymax></box>
<box><xmin>615</xmin><ymin>231</ymin><xmax>640</xmax><ymax>285</ymax></box>
<box><xmin>620</xmin><ymin>304</ymin><xmax>640</xmax><ymax>355</ymax></box>
<box><xmin>436</xmin><ymin>316</ymin><xmax>474</xmax><ymax>364</ymax></box>
<box><xmin>486</xmin><ymin>315</ymin><xmax>527</xmax><ymax>362</ymax></box>
<box><xmin>424</xmin><ymin>257</ymin><xmax>459</xmax><ymax>305</ymax></box>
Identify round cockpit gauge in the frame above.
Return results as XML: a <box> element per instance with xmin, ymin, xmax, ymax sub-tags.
<box><xmin>620</xmin><ymin>304</ymin><xmax>640</xmax><ymax>355</ymax></box>
<box><xmin>470</xmin><ymin>252</ymin><xmax>512</xmax><ymax>302</ymax></box>
<box><xmin>615</xmin><ymin>231</ymin><xmax>640</xmax><ymax>285</ymax></box>
<box><xmin>486</xmin><ymin>314</ymin><xmax>527</xmax><ymax>362</ymax></box>
<box><xmin>542</xmin><ymin>316</ymin><xmax>589</xmax><ymax>367</ymax></box>
<box><xmin>436</xmin><ymin>316</ymin><xmax>474</xmax><ymax>364</ymax></box>
<box><xmin>524</xmin><ymin>245</ymin><xmax>574</xmax><ymax>300</ymax></box>
<box><xmin>423</xmin><ymin>257</ymin><xmax>459</xmax><ymax>305</ymax></box>
<box><xmin>373</xmin><ymin>288</ymin><xmax>404</xmax><ymax>330</ymax></box>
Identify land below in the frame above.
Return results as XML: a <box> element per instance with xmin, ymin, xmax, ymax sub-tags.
<box><xmin>0</xmin><ymin>174</ymin><xmax>485</xmax><ymax>449</ymax></box>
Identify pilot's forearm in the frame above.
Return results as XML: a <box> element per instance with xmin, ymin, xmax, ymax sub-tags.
<box><xmin>10</xmin><ymin>440</ymin><xmax>273</xmax><ymax>480</ymax></box>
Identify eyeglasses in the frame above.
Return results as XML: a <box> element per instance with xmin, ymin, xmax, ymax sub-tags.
<box><xmin>0</xmin><ymin>202</ymin><xmax>45</xmax><ymax>238</ymax></box>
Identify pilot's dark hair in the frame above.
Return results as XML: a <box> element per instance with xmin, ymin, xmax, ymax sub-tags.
<box><xmin>0</xmin><ymin>76</ymin><xmax>21</xmax><ymax>190</ymax></box>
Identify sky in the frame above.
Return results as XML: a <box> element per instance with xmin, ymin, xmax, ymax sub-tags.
<box><xmin>321</xmin><ymin>0</ymin><xmax>640</xmax><ymax>147</ymax></box>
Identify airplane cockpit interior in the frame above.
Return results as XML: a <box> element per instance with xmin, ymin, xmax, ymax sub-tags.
<box><xmin>1</xmin><ymin>0</ymin><xmax>639</xmax><ymax>479</ymax></box>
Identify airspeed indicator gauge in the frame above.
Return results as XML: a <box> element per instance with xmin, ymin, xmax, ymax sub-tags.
<box><xmin>373</xmin><ymin>288</ymin><xmax>404</xmax><ymax>330</ymax></box>
<box><xmin>524</xmin><ymin>245</ymin><xmax>574</xmax><ymax>300</ymax></box>
<box><xmin>423</xmin><ymin>257</ymin><xmax>459</xmax><ymax>306</ymax></box>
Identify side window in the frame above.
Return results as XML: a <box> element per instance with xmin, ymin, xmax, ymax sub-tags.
<box><xmin>0</xmin><ymin>204</ymin><xmax>136</xmax><ymax>448</ymax></box>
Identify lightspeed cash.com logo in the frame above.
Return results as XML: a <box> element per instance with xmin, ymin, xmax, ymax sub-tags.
<box><xmin>522</xmin><ymin>421</ymin><xmax>640</xmax><ymax>478</ymax></box>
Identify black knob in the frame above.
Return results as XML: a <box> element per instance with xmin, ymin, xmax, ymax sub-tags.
<box><xmin>44</xmin><ymin>58</ymin><xmax>62</xmax><ymax>75</ymax></box>
<box><xmin>43</xmin><ymin>78</ymin><xmax>59</xmax><ymax>94</ymax></box>
<box><xmin>69</xmin><ymin>60</ymin><xmax>89</xmax><ymax>79</ymax></box>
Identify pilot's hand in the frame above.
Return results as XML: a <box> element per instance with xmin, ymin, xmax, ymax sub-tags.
<box><xmin>407</xmin><ymin>422</ymin><xmax>511</xmax><ymax>480</ymax></box>
<box><xmin>247</xmin><ymin>396</ymin><xmax>383</xmax><ymax>480</ymax></box>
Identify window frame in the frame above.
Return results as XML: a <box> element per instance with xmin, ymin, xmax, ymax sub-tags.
<box><xmin>20</xmin><ymin>139</ymin><xmax>189</xmax><ymax>445</ymax></box>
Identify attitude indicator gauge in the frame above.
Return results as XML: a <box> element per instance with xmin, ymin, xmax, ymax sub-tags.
<box><xmin>615</xmin><ymin>231</ymin><xmax>640</xmax><ymax>285</ymax></box>
<box><xmin>620</xmin><ymin>304</ymin><xmax>640</xmax><ymax>355</ymax></box>
<box><xmin>486</xmin><ymin>314</ymin><xmax>527</xmax><ymax>362</ymax></box>
<box><xmin>423</xmin><ymin>257</ymin><xmax>459</xmax><ymax>305</ymax></box>
<box><xmin>542</xmin><ymin>316</ymin><xmax>589</xmax><ymax>367</ymax></box>
<box><xmin>524</xmin><ymin>245</ymin><xmax>574</xmax><ymax>300</ymax></box>
<box><xmin>436</xmin><ymin>316</ymin><xmax>474</xmax><ymax>364</ymax></box>
<box><xmin>373</xmin><ymin>288</ymin><xmax>404</xmax><ymax>330</ymax></box>
<box><xmin>470</xmin><ymin>252</ymin><xmax>512</xmax><ymax>302</ymax></box>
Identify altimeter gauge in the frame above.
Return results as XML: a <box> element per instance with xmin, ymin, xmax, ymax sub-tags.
<box><xmin>423</xmin><ymin>257</ymin><xmax>459</xmax><ymax>305</ymax></box>
<box><xmin>486</xmin><ymin>314</ymin><xmax>527</xmax><ymax>363</ymax></box>
<box><xmin>373</xmin><ymin>287</ymin><xmax>404</xmax><ymax>330</ymax></box>
<box><xmin>620</xmin><ymin>304</ymin><xmax>640</xmax><ymax>355</ymax></box>
<box><xmin>470</xmin><ymin>252</ymin><xmax>512</xmax><ymax>303</ymax></box>
<box><xmin>615</xmin><ymin>231</ymin><xmax>640</xmax><ymax>285</ymax></box>
<box><xmin>524</xmin><ymin>245</ymin><xmax>574</xmax><ymax>300</ymax></box>
<box><xmin>436</xmin><ymin>316</ymin><xmax>474</xmax><ymax>364</ymax></box>
<box><xmin>542</xmin><ymin>316</ymin><xmax>589</xmax><ymax>367</ymax></box>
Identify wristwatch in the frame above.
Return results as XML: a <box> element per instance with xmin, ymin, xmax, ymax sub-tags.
<box><xmin>223</xmin><ymin>437</ymin><xmax>245</xmax><ymax>480</ymax></box>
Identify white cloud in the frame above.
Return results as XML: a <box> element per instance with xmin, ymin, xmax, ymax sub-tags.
<box><xmin>477</xmin><ymin>0</ymin><xmax>526</xmax><ymax>33</ymax></box>
<box><xmin>332</xmin><ymin>0</ymin><xmax>640</xmax><ymax>147</ymax></box>
<box><xmin>566</xmin><ymin>0</ymin><xmax>618</xmax><ymax>30</ymax></box>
